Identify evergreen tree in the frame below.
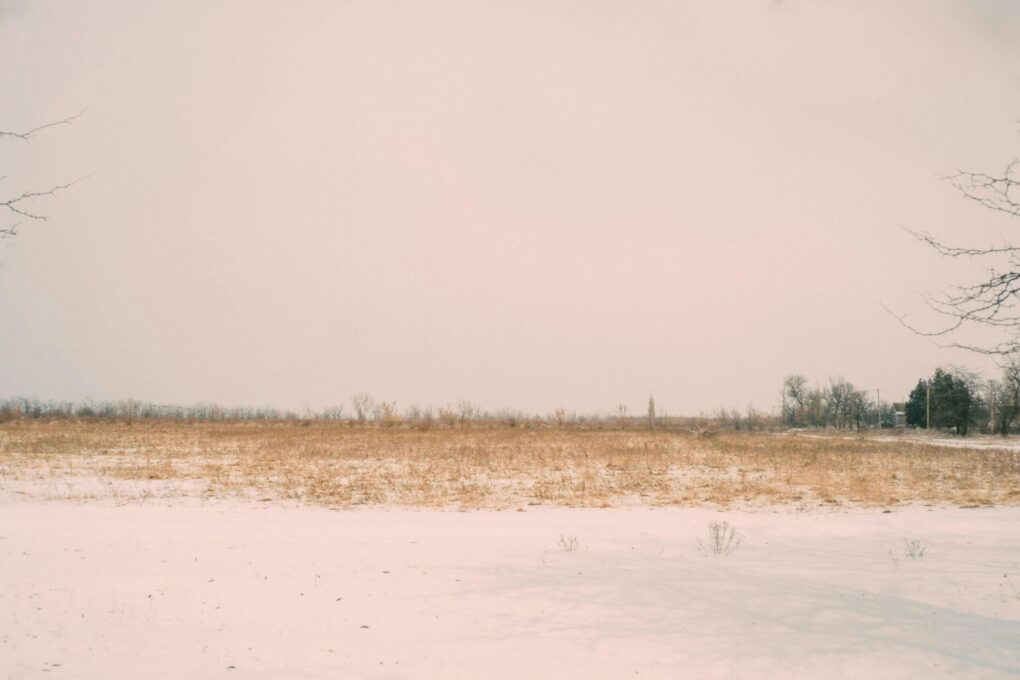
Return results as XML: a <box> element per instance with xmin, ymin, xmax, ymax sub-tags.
<box><xmin>907</xmin><ymin>368</ymin><xmax>978</xmax><ymax>434</ymax></box>
<box><xmin>905</xmin><ymin>379</ymin><xmax>927</xmax><ymax>427</ymax></box>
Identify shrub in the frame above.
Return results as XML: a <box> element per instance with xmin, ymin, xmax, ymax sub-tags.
<box><xmin>699</xmin><ymin>521</ymin><xmax>743</xmax><ymax>556</ymax></box>
<box><xmin>558</xmin><ymin>534</ymin><xmax>579</xmax><ymax>552</ymax></box>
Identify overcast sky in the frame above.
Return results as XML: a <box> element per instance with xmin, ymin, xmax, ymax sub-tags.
<box><xmin>2</xmin><ymin>0</ymin><xmax>1020</xmax><ymax>416</ymax></box>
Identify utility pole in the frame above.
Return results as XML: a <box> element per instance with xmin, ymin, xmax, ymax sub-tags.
<box><xmin>989</xmin><ymin>384</ymin><xmax>995</xmax><ymax>435</ymax></box>
<box><xmin>926</xmin><ymin>380</ymin><xmax>931</xmax><ymax>431</ymax></box>
<box><xmin>875</xmin><ymin>388</ymin><xmax>880</xmax><ymax>429</ymax></box>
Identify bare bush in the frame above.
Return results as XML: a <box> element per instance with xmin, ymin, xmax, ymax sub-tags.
<box><xmin>351</xmin><ymin>393</ymin><xmax>375</xmax><ymax>423</ymax></box>
<box><xmin>699</xmin><ymin>521</ymin><xmax>743</xmax><ymax>556</ymax></box>
<box><xmin>616</xmin><ymin>403</ymin><xmax>628</xmax><ymax>429</ymax></box>
<box><xmin>376</xmin><ymin>401</ymin><xmax>400</xmax><ymax>427</ymax></box>
<box><xmin>905</xmin><ymin>539</ymin><xmax>928</xmax><ymax>560</ymax></box>
<box><xmin>438</xmin><ymin>405</ymin><xmax>457</xmax><ymax>428</ymax></box>
<box><xmin>558</xmin><ymin>534</ymin><xmax>579</xmax><ymax>552</ymax></box>
<box><xmin>456</xmin><ymin>400</ymin><xmax>477</xmax><ymax>425</ymax></box>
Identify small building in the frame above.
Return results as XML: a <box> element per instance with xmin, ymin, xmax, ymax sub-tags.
<box><xmin>892</xmin><ymin>402</ymin><xmax>908</xmax><ymax>428</ymax></box>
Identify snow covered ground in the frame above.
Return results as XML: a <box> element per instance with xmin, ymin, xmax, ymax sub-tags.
<box><xmin>877</xmin><ymin>433</ymin><xmax>1020</xmax><ymax>452</ymax></box>
<box><xmin>792</xmin><ymin>429</ymin><xmax>1020</xmax><ymax>452</ymax></box>
<box><xmin>3</xmin><ymin>500</ymin><xmax>1019</xmax><ymax>679</ymax></box>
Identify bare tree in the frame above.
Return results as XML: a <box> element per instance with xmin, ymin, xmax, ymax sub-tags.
<box><xmin>898</xmin><ymin>159</ymin><xmax>1020</xmax><ymax>354</ymax></box>
<box><xmin>824</xmin><ymin>378</ymin><xmax>852</xmax><ymax>429</ymax></box>
<box><xmin>456</xmin><ymin>400</ymin><xmax>477</xmax><ymax>425</ymax></box>
<box><xmin>823</xmin><ymin>377</ymin><xmax>870</xmax><ymax>430</ymax></box>
<box><xmin>783</xmin><ymin>374</ymin><xmax>808</xmax><ymax>426</ymax></box>
<box><xmin>846</xmin><ymin>388</ymin><xmax>869</xmax><ymax>431</ymax></box>
<box><xmin>437</xmin><ymin>404</ymin><xmax>458</xmax><ymax>427</ymax></box>
<box><xmin>2</xmin><ymin>110</ymin><xmax>86</xmax><ymax>239</ymax></box>
<box><xmin>351</xmin><ymin>393</ymin><xmax>375</xmax><ymax>423</ymax></box>
<box><xmin>375</xmin><ymin>400</ymin><xmax>399</xmax><ymax>426</ymax></box>
<box><xmin>990</xmin><ymin>357</ymin><xmax>1020</xmax><ymax>434</ymax></box>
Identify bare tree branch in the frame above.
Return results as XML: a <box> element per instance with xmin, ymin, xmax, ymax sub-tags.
<box><xmin>905</xmin><ymin>227</ymin><xmax>1020</xmax><ymax>257</ymax></box>
<box><xmin>946</xmin><ymin>160</ymin><xmax>1020</xmax><ymax>218</ymax></box>
<box><xmin>1</xmin><ymin>111</ymin><xmax>87</xmax><ymax>238</ymax></box>
<box><xmin>1</xmin><ymin>177</ymin><xmax>86</xmax><ymax>223</ymax></box>
<box><xmin>0</xmin><ymin>108</ymin><xmax>87</xmax><ymax>142</ymax></box>
<box><xmin>897</xmin><ymin>159</ymin><xmax>1020</xmax><ymax>355</ymax></box>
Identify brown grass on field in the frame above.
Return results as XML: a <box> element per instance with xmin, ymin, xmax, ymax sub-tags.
<box><xmin>0</xmin><ymin>419</ymin><xmax>1018</xmax><ymax>509</ymax></box>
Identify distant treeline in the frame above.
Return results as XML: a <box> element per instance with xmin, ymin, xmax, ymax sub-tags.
<box><xmin>9</xmin><ymin>365</ymin><xmax>1017</xmax><ymax>435</ymax></box>
<box><xmin>0</xmin><ymin>397</ymin><xmax>340</xmax><ymax>423</ymax></box>
<box><xmin>784</xmin><ymin>361</ymin><xmax>1020</xmax><ymax>435</ymax></box>
<box><xmin>0</xmin><ymin>395</ymin><xmax>781</xmax><ymax>432</ymax></box>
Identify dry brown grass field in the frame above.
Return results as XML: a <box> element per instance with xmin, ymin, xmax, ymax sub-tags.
<box><xmin>1</xmin><ymin>419</ymin><xmax>1018</xmax><ymax>509</ymax></box>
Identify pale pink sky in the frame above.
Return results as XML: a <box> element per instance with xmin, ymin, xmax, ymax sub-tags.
<box><xmin>2</xmin><ymin>1</ymin><xmax>1019</xmax><ymax>415</ymax></box>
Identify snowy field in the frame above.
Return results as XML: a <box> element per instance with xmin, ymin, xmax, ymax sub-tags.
<box><xmin>3</xmin><ymin>500</ymin><xmax>1019</xmax><ymax>679</ymax></box>
<box><xmin>798</xmin><ymin>430</ymin><xmax>1020</xmax><ymax>453</ymax></box>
